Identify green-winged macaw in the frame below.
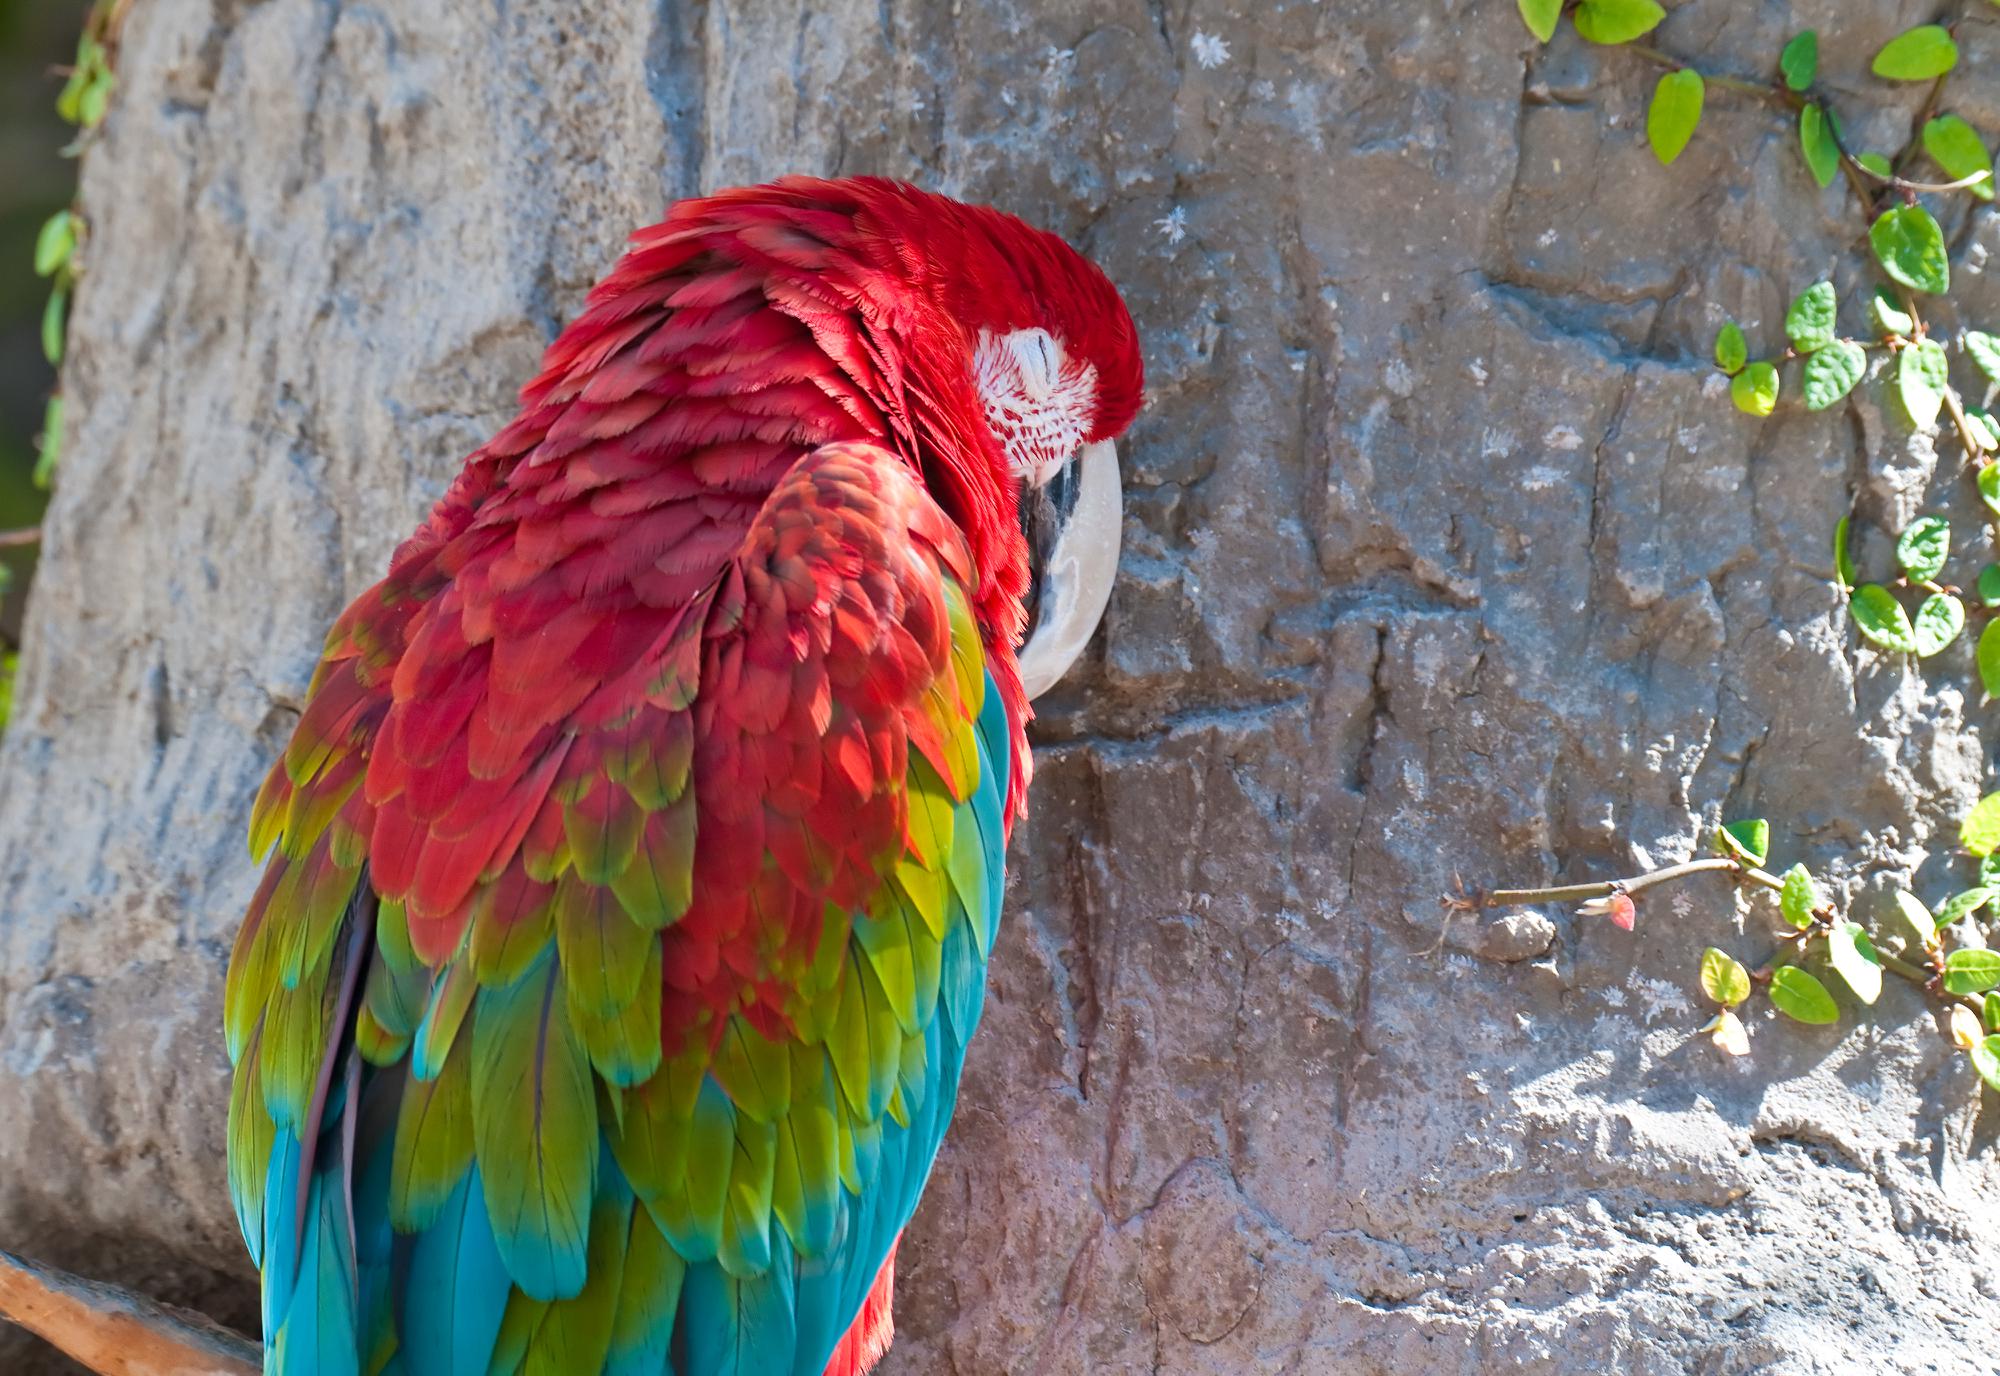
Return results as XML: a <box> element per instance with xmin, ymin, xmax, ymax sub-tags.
<box><xmin>223</xmin><ymin>176</ymin><xmax>1143</xmax><ymax>1375</ymax></box>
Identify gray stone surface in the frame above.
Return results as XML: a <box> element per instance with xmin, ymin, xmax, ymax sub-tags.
<box><xmin>5</xmin><ymin>1</ymin><xmax>2000</xmax><ymax>1371</ymax></box>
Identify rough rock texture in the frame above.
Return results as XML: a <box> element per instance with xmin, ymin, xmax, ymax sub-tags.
<box><xmin>6</xmin><ymin>1</ymin><xmax>2000</xmax><ymax>1371</ymax></box>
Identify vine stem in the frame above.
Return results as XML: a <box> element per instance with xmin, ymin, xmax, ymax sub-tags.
<box><xmin>1623</xmin><ymin>44</ymin><xmax>1785</xmax><ymax>103</ymax></box>
<box><xmin>0</xmin><ymin>528</ymin><xmax>42</xmax><ymax>550</ymax></box>
<box><xmin>1479</xmin><ymin>856</ymin><xmax>1740</xmax><ymax>907</ymax></box>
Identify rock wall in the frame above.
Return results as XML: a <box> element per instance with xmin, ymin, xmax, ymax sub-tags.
<box><xmin>4</xmin><ymin>1</ymin><xmax>2000</xmax><ymax>1371</ymax></box>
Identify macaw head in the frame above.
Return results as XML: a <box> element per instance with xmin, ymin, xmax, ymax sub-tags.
<box><xmin>838</xmin><ymin>181</ymin><xmax>1145</xmax><ymax>699</ymax></box>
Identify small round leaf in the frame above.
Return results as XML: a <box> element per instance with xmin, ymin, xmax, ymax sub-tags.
<box><xmin>1803</xmin><ymin>339</ymin><xmax>1865</xmax><ymax>411</ymax></box>
<box><xmin>1873</xmin><ymin>289</ymin><xmax>1914</xmax><ymax>337</ymax></box>
<box><xmin>1517</xmin><ymin>0</ymin><xmax>1562</xmax><ymax>42</ymax></box>
<box><xmin>1944</xmin><ymin>948</ymin><xmax>2000</xmax><ymax>995</ymax></box>
<box><xmin>1785</xmin><ymin>281</ymin><xmax>1837</xmax><ymax>353</ymax></box>
<box><xmin>1953</xmin><ymin>1004</ymin><xmax>1985</xmax><ymax>1050</ymax></box>
<box><xmin>1923</xmin><ymin>115</ymin><xmax>1994</xmax><ymax>200</ymax></box>
<box><xmin>1700</xmin><ymin>947</ymin><xmax>1752</xmax><ymax>1006</ymax></box>
<box><xmin>1717</xmin><ymin>818</ymin><xmax>1770</xmax><ymax>867</ymax></box>
<box><xmin>1827</xmin><ymin>922</ymin><xmax>1883</xmax><ymax>1005</ymax></box>
<box><xmin>1898</xmin><ymin>339</ymin><xmax>1950</xmax><ymax>430</ymax></box>
<box><xmin>1779</xmin><ymin>31</ymin><xmax>1817</xmax><ymax>92</ymax></box>
<box><xmin>1872</xmin><ymin>205</ymin><xmax>1951</xmax><ymax>295</ymax></box>
<box><xmin>1873</xmin><ymin>25</ymin><xmax>1958</xmax><ymax>81</ymax></box>
<box><xmin>1897</xmin><ymin>516</ymin><xmax>1951</xmax><ymax>581</ymax></box>
<box><xmin>1834</xmin><ymin>516</ymin><xmax>1857</xmax><ymax>592</ymax></box>
<box><xmin>1966</xmin><ymin>331</ymin><xmax>2000</xmax><ymax>385</ymax></box>
<box><xmin>1779</xmin><ymin>863</ymin><xmax>1821</xmax><ymax>930</ymax></box>
<box><xmin>1985</xmin><ymin>992</ymin><xmax>2000</xmax><ymax>1032</ymax></box>
<box><xmin>1572</xmin><ymin>0</ymin><xmax>1666</xmax><ymax>45</ymax></box>
<box><xmin>1798</xmin><ymin>104</ymin><xmax>1839</xmax><ymax>189</ymax></box>
<box><xmin>1973</xmin><ymin>1036</ymin><xmax>2000</xmax><ymax>1091</ymax></box>
<box><xmin>1979</xmin><ymin>620</ymin><xmax>2000</xmax><ymax>695</ymax></box>
<box><xmin>33</xmin><ymin>210</ymin><xmax>74</xmax><ymax>279</ymax></box>
<box><xmin>1646</xmin><ymin>70</ymin><xmax>1703</xmax><ymax>165</ymax></box>
<box><xmin>1731</xmin><ymin>361</ymin><xmax>1779</xmax><ymax>416</ymax></box>
<box><xmin>1769</xmin><ymin>966</ymin><xmax>1840</xmax><ymax>1024</ymax></box>
<box><xmin>1849</xmin><ymin>584</ymin><xmax>1916</xmax><ymax>653</ymax></box>
<box><xmin>1715</xmin><ymin>321</ymin><xmax>1747</xmax><ymax>375</ymax></box>
<box><xmin>1893</xmin><ymin>891</ymin><xmax>1936</xmax><ymax>946</ymax></box>
<box><xmin>1707</xmin><ymin>1009</ymin><xmax>1751</xmax><ymax>1057</ymax></box>
<box><xmin>1962</xmin><ymin>794</ymin><xmax>2000</xmax><ymax>857</ymax></box>
<box><xmin>1979</xmin><ymin>565</ymin><xmax>2000</xmax><ymax>609</ymax></box>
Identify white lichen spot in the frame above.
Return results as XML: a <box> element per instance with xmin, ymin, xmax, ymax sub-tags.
<box><xmin>1671</xmin><ymin>890</ymin><xmax>1693</xmax><ymax>919</ymax></box>
<box><xmin>1467</xmin><ymin>359</ymin><xmax>1489</xmax><ymax>384</ymax></box>
<box><xmin>1537</xmin><ymin>228</ymin><xmax>1558</xmax><ymax>247</ymax></box>
<box><xmin>1542</xmin><ymin>424</ymin><xmax>1583</xmax><ymax>452</ymax></box>
<box><xmin>1251</xmin><ymin>78</ymin><xmax>1276</xmax><ymax>100</ymax></box>
<box><xmin>1384</xmin><ymin>357</ymin><xmax>1417</xmax><ymax>397</ymax></box>
<box><xmin>1520</xmin><ymin>464</ymin><xmax>1567</xmax><ymax>491</ymax></box>
<box><xmin>1628</xmin><ymin>972</ymin><xmax>1692</xmax><ymax>1022</ymax></box>
<box><xmin>1191</xmin><ymin>31</ymin><xmax>1231</xmax><ymax>68</ymax></box>
<box><xmin>1600</xmin><ymin>986</ymin><xmax>1627</xmax><ymax>1008</ymax></box>
<box><xmin>1481</xmin><ymin>427</ymin><xmax>1515</xmax><ymax>458</ymax></box>
<box><xmin>1154</xmin><ymin>205</ymin><xmax>1188</xmax><ymax>245</ymax></box>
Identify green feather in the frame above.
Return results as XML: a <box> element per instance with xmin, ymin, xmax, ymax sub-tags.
<box><xmin>554</xmin><ymin>874</ymin><xmax>650</xmax><ymax>1020</ymax></box>
<box><xmin>607</xmin><ymin>1065</ymin><xmax>692</xmax><ymax>1204</ymax></box>
<box><xmin>487</xmin><ymin>1289</ymin><xmax>549</xmax><ymax>1376</ymax></box>
<box><xmin>608</xmin><ymin>794</ymin><xmax>696</xmax><ymax>931</ymax></box>
<box><xmin>518</xmin><ymin>1173</ymin><xmax>632</xmax><ymax>1374</ymax></box>
<box><xmin>564</xmin><ymin>781</ymin><xmax>643</xmax><ymax>886</ymax></box>
<box><xmin>412</xmin><ymin>958</ymin><xmax>477</xmax><ymax>1082</ymax></box>
<box><xmin>606</xmin><ymin>1206</ymin><xmax>684</xmax><ymax>1372</ymax></box>
<box><xmin>470</xmin><ymin>884</ymin><xmax>557</xmax><ymax>989</ymax></box>
<box><xmin>717</xmin><ymin>1115</ymin><xmax>776</xmax><ymax>1278</ymax></box>
<box><xmin>573</xmin><ymin>939</ymin><xmax>663</xmax><ymax>1087</ymax></box>
<box><xmin>645</xmin><ymin>1076</ymin><xmax>732</xmax><ymax>1264</ymax></box>
<box><xmin>854</xmin><ymin>889</ymin><xmax>921</xmax><ymax>1037</ymax></box>
<box><xmin>710</xmin><ymin>1015</ymin><xmax>791</xmax><ymax>1123</ymax></box>
<box><xmin>948</xmin><ymin>794</ymin><xmax>994</xmax><ymax>959</ymax></box>
<box><xmin>389</xmin><ymin>1032</ymin><xmax>474</xmax><ymax>1232</ymax></box>
<box><xmin>227</xmin><ymin>1018</ymin><xmax>275</xmax><ymax>1265</ymax></box>
<box><xmin>258</xmin><ymin>957</ymin><xmax>334</xmax><ymax>1128</ymax></box>
<box><xmin>472</xmin><ymin>954</ymin><xmax>598</xmax><ymax>1302</ymax></box>
<box><xmin>605</xmin><ymin>711</ymin><xmax>692</xmax><ymax>811</ymax></box>
<box><xmin>903</xmin><ymin>756</ymin><xmax>956</xmax><ymax>870</ymax></box>
<box><xmin>828</xmin><ymin>952</ymin><xmax>902</xmax><ymax>1123</ymax></box>
<box><xmin>892</xmin><ymin>857</ymin><xmax>950</xmax><ymax>944</ymax></box>
<box><xmin>770</xmin><ymin>1049</ymin><xmax>840</xmax><ymax>1257</ymax></box>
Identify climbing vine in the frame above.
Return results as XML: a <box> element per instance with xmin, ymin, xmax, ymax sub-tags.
<box><xmin>1466</xmin><ymin>6</ymin><xmax>2000</xmax><ymax>1086</ymax></box>
<box><xmin>1</xmin><ymin>0</ymin><xmax>125</xmax><ymax>736</ymax></box>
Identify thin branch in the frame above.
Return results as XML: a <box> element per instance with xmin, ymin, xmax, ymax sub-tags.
<box><xmin>1477</xmin><ymin>856</ymin><xmax>1741</xmax><ymax>908</ymax></box>
<box><xmin>0</xmin><ymin>528</ymin><xmax>41</xmax><ymax>550</ymax></box>
<box><xmin>1623</xmin><ymin>44</ymin><xmax>1788</xmax><ymax>103</ymax></box>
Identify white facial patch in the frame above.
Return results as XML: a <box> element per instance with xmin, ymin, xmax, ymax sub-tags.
<box><xmin>974</xmin><ymin>326</ymin><xmax>1099</xmax><ymax>487</ymax></box>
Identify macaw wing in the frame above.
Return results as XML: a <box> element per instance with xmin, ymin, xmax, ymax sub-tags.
<box><xmin>225</xmin><ymin>439</ymin><xmax>1013</xmax><ymax>1376</ymax></box>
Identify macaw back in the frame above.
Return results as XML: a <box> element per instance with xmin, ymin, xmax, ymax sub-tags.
<box><xmin>222</xmin><ymin>179</ymin><xmax>1046</xmax><ymax>1376</ymax></box>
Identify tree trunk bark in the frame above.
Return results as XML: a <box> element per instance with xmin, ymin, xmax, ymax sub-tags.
<box><xmin>4</xmin><ymin>1</ymin><xmax>1999</xmax><ymax>1371</ymax></box>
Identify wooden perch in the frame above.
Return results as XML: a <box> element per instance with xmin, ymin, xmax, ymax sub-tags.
<box><xmin>0</xmin><ymin>1249</ymin><xmax>259</xmax><ymax>1376</ymax></box>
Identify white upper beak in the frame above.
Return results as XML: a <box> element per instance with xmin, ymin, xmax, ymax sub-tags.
<box><xmin>1017</xmin><ymin>439</ymin><xmax>1122</xmax><ymax>700</ymax></box>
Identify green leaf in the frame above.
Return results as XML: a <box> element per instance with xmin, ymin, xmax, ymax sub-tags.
<box><xmin>1872</xmin><ymin>205</ymin><xmax>1951</xmax><ymax>295</ymax></box>
<box><xmin>1517</xmin><ymin>0</ymin><xmax>1563</xmax><ymax>43</ymax></box>
<box><xmin>1718</xmin><ymin>818</ymin><xmax>1770</xmax><ymax>867</ymax></box>
<box><xmin>1923</xmin><ymin>115</ymin><xmax>1995</xmax><ymax>200</ymax></box>
<box><xmin>1873</xmin><ymin>25</ymin><xmax>1959</xmax><ymax>81</ymax></box>
<box><xmin>1699</xmin><ymin>947</ymin><xmax>1752</xmax><ymax>1006</ymax></box>
<box><xmin>1731</xmin><ymin>361</ymin><xmax>1780</xmax><ymax>416</ymax></box>
<box><xmin>33</xmin><ymin>395</ymin><xmax>61</xmax><ymax>490</ymax></box>
<box><xmin>77</xmin><ymin>73</ymin><xmax>111</xmax><ymax>130</ymax></box>
<box><xmin>1799</xmin><ymin>104</ymin><xmax>1840</xmax><ymax>189</ymax></box>
<box><xmin>1769</xmin><ymin>966</ymin><xmax>1840</xmax><ymax>1024</ymax></box>
<box><xmin>1965</xmin><ymin>409</ymin><xmax>2000</xmax><ymax>453</ymax></box>
<box><xmin>1715</xmin><ymin>321</ymin><xmax>1747</xmax><ymax>375</ymax></box>
<box><xmin>34</xmin><ymin>210</ymin><xmax>74</xmax><ymax>278</ymax></box>
<box><xmin>1916</xmin><ymin>593</ymin><xmax>1964</xmax><ymax>656</ymax></box>
<box><xmin>1873</xmin><ymin>289</ymin><xmax>1914</xmax><ymax>337</ymax></box>
<box><xmin>1827</xmin><ymin>922</ymin><xmax>1883</xmax><ymax>1005</ymax></box>
<box><xmin>1898</xmin><ymin>339</ymin><xmax>1950</xmax><ymax>429</ymax></box>
<box><xmin>1982</xmin><ymin>464</ymin><xmax>2000</xmax><ymax>518</ymax></box>
<box><xmin>1980</xmin><ymin>565</ymin><xmax>2000</xmax><ymax>608</ymax></box>
<box><xmin>1785</xmin><ymin>281</ymin><xmax>1837</xmax><ymax>353</ymax></box>
<box><xmin>1896</xmin><ymin>515</ymin><xmax>1950</xmax><ymax>581</ymax></box>
<box><xmin>1985</xmin><ymin>992</ymin><xmax>2000</xmax><ymax>1032</ymax></box>
<box><xmin>1780</xmin><ymin>863</ymin><xmax>1821</xmax><ymax>930</ymax></box>
<box><xmin>1938</xmin><ymin>887</ymin><xmax>1995</xmax><ymax>927</ymax></box>
<box><xmin>1973</xmin><ymin>1036</ymin><xmax>2000</xmax><ymax>1091</ymax></box>
<box><xmin>1966</xmin><ymin>331</ymin><xmax>2000</xmax><ymax>385</ymax></box>
<box><xmin>1893</xmin><ymin>891</ymin><xmax>1936</xmax><ymax>946</ymax></box>
<box><xmin>1858</xmin><ymin>152</ymin><xmax>1894</xmax><ymax>177</ymax></box>
<box><xmin>1981</xmin><ymin>619</ymin><xmax>2000</xmax><ymax>696</ymax></box>
<box><xmin>1834</xmin><ymin>515</ymin><xmax>1857</xmax><ymax>592</ymax></box>
<box><xmin>1944</xmin><ymin>948</ymin><xmax>2000</xmax><ymax>995</ymax></box>
<box><xmin>1646</xmin><ymin>70</ymin><xmax>1703</xmax><ymax>166</ymax></box>
<box><xmin>1962</xmin><ymin>792</ymin><xmax>2000</xmax><ymax>857</ymax></box>
<box><xmin>1983</xmin><ymin>853</ymin><xmax>2000</xmax><ymax>887</ymax></box>
<box><xmin>1572</xmin><ymin>0</ymin><xmax>1666</xmax><ymax>45</ymax></box>
<box><xmin>1780</xmin><ymin>31</ymin><xmax>1818</xmax><ymax>92</ymax></box>
<box><xmin>40</xmin><ymin>289</ymin><xmax>66</xmax><ymax>368</ymax></box>
<box><xmin>1849</xmin><ymin>584</ymin><xmax>1917</xmax><ymax>652</ymax></box>
<box><xmin>1803</xmin><ymin>339</ymin><xmax>1866</xmax><ymax>411</ymax></box>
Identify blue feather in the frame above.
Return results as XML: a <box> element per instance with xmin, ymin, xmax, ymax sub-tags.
<box><xmin>397</xmin><ymin>1166</ymin><xmax>512</xmax><ymax>1376</ymax></box>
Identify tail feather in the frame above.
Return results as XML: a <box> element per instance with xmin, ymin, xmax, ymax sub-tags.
<box><xmin>821</xmin><ymin>1243</ymin><xmax>896</xmax><ymax>1376</ymax></box>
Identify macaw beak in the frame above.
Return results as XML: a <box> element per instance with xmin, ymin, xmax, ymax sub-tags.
<box><xmin>1017</xmin><ymin>439</ymin><xmax>1122</xmax><ymax>700</ymax></box>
